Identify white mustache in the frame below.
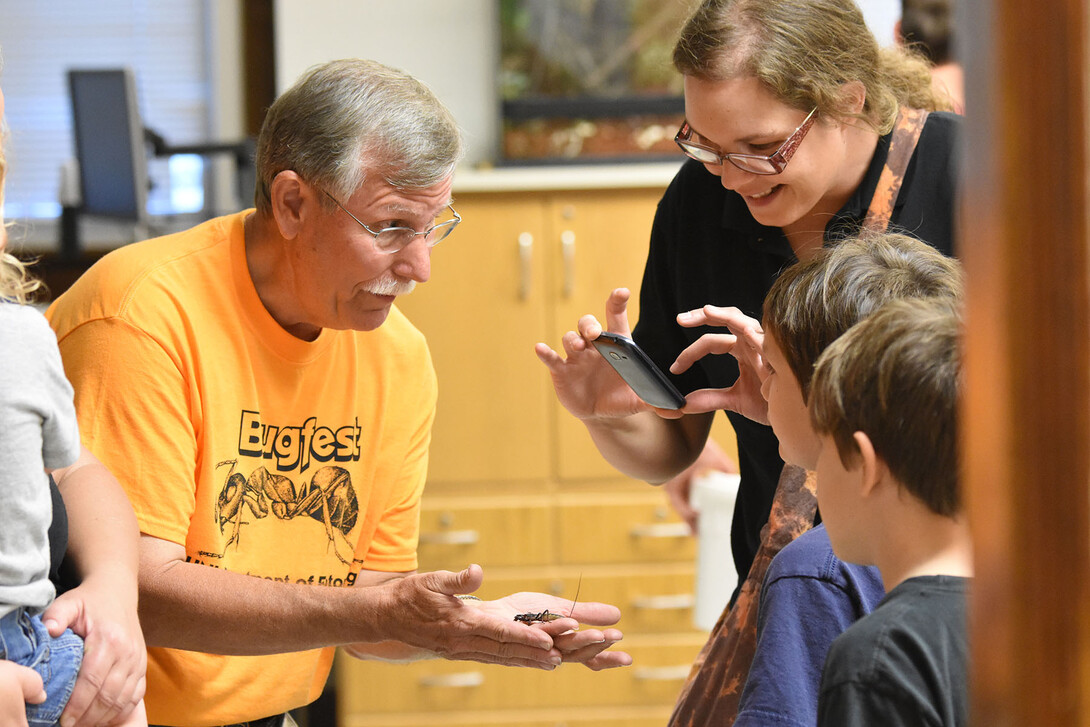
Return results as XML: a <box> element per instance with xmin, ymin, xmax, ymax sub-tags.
<box><xmin>363</xmin><ymin>276</ymin><xmax>416</xmax><ymax>296</ymax></box>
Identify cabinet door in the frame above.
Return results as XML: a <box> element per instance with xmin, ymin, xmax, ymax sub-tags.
<box><xmin>545</xmin><ymin>188</ymin><xmax>666</xmax><ymax>482</ymax></box>
<box><xmin>395</xmin><ymin>195</ymin><xmax>553</xmax><ymax>487</ymax></box>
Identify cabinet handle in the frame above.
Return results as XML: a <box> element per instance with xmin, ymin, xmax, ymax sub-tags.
<box><xmin>418</xmin><ymin>671</ymin><xmax>485</xmax><ymax>688</ymax></box>
<box><xmin>629</xmin><ymin>522</ymin><xmax>692</xmax><ymax>539</ymax></box>
<box><xmin>418</xmin><ymin>529</ymin><xmax>480</xmax><ymax>545</ymax></box>
<box><xmin>518</xmin><ymin>232</ymin><xmax>533</xmax><ymax>300</ymax></box>
<box><xmin>633</xmin><ymin>665</ymin><xmax>693</xmax><ymax>682</ymax></box>
<box><xmin>560</xmin><ymin>230</ymin><xmax>576</xmax><ymax>298</ymax></box>
<box><xmin>631</xmin><ymin>593</ymin><xmax>695</xmax><ymax>610</ymax></box>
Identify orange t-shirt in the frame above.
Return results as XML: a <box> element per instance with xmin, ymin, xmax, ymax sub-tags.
<box><xmin>48</xmin><ymin>211</ymin><xmax>435</xmax><ymax>726</ymax></box>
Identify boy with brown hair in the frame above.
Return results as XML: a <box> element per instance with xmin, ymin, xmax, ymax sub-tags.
<box><xmin>810</xmin><ymin>296</ymin><xmax>970</xmax><ymax>726</ymax></box>
<box><xmin>668</xmin><ymin>231</ymin><xmax>963</xmax><ymax>725</ymax></box>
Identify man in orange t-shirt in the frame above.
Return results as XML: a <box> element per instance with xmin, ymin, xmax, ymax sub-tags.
<box><xmin>48</xmin><ymin>59</ymin><xmax>631</xmax><ymax>727</ymax></box>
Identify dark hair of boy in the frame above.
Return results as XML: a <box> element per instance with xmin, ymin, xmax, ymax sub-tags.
<box><xmin>761</xmin><ymin>231</ymin><xmax>963</xmax><ymax>399</ymax></box>
<box><xmin>809</xmin><ymin>296</ymin><xmax>962</xmax><ymax>516</ymax></box>
<box><xmin>900</xmin><ymin>0</ymin><xmax>956</xmax><ymax>65</ymax></box>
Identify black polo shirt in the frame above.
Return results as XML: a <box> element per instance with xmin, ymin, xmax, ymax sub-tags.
<box><xmin>633</xmin><ymin>111</ymin><xmax>961</xmax><ymax>594</ymax></box>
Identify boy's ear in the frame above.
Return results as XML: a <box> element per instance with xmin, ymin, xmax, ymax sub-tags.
<box><xmin>852</xmin><ymin>430</ymin><xmax>886</xmax><ymax>497</ymax></box>
<box><xmin>269</xmin><ymin>170</ymin><xmax>308</xmax><ymax>241</ymax></box>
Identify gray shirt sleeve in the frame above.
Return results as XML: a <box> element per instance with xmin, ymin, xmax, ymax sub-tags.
<box><xmin>0</xmin><ymin>303</ymin><xmax>81</xmax><ymax>614</ymax></box>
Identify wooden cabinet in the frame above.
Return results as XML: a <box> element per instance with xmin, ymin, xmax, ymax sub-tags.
<box><xmin>336</xmin><ymin>179</ymin><xmax>736</xmax><ymax>726</ymax></box>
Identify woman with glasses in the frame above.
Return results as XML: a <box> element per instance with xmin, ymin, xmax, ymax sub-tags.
<box><xmin>537</xmin><ymin>0</ymin><xmax>960</xmax><ymax>724</ymax></box>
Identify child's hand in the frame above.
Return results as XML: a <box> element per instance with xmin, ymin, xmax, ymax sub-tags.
<box><xmin>0</xmin><ymin>660</ymin><xmax>46</xmax><ymax>727</ymax></box>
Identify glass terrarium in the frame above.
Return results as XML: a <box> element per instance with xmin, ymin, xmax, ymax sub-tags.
<box><xmin>498</xmin><ymin>0</ymin><xmax>689</xmax><ymax>164</ymax></box>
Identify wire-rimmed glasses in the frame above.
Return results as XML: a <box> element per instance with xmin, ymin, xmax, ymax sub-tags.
<box><xmin>322</xmin><ymin>190</ymin><xmax>461</xmax><ymax>254</ymax></box>
<box><xmin>674</xmin><ymin>108</ymin><xmax>818</xmax><ymax>175</ymax></box>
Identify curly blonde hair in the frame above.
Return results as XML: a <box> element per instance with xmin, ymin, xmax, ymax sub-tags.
<box><xmin>673</xmin><ymin>0</ymin><xmax>952</xmax><ymax>135</ymax></box>
<box><xmin>0</xmin><ymin>123</ymin><xmax>42</xmax><ymax>305</ymax></box>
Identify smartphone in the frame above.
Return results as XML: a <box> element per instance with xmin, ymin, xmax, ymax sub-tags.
<box><xmin>592</xmin><ymin>332</ymin><xmax>687</xmax><ymax>410</ymax></box>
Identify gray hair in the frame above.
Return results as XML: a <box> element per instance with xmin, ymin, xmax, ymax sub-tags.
<box><xmin>253</xmin><ymin>58</ymin><xmax>464</xmax><ymax>213</ymax></box>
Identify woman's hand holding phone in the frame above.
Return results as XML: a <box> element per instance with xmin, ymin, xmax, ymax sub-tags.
<box><xmin>534</xmin><ymin>288</ymin><xmax>652</xmax><ymax>420</ymax></box>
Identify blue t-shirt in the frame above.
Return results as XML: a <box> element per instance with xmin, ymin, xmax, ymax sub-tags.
<box><xmin>735</xmin><ymin>524</ymin><xmax>885</xmax><ymax>727</ymax></box>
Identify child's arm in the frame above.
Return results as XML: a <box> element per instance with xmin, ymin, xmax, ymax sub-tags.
<box><xmin>44</xmin><ymin>447</ymin><xmax>145</xmax><ymax>727</ymax></box>
<box><xmin>736</xmin><ymin>529</ymin><xmax>884</xmax><ymax>727</ymax></box>
<box><xmin>738</xmin><ymin>574</ymin><xmax>863</xmax><ymax>725</ymax></box>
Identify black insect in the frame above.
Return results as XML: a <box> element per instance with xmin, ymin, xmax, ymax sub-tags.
<box><xmin>514</xmin><ymin>575</ymin><xmax>582</xmax><ymax>624</ymax></box>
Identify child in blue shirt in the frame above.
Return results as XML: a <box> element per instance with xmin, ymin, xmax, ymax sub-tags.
<box><xmin>671</xmin><ymin>231</ymin><xmax>962</xmax><ymax>725</ymax></box>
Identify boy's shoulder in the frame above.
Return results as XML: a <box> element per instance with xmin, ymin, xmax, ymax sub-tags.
<box><xmin>820</xmin><ymin>576</ymin><xmax>970</xmax><ymax>724</ymax></box>
<box><xmin>827</xmin><ymin>575</ymin><xmax>969</xmax><ymax>666</ymax></box>
<box><xmin>766</xmin><ymin>524</ymin><xmax>884</xmax><ymax>596</ymax></box>
<box><xmin>767</xmin><ymin>524</ymin><xmax>840</xmax><ymax>581</ymax></box>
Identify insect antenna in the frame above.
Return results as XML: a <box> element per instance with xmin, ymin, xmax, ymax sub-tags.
<box><xmin>568</xmin><ymin>574</ymin><xmax>583</xmax><ymax>619</ymax></box>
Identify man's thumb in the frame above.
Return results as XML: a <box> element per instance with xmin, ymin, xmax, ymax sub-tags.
<box><xmin>426</xmin><ymin>563</ymin><xmax>484</xmax><ymax>597</ymax></box>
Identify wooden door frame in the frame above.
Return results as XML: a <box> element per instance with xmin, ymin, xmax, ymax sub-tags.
<box><xmin>961</xmin><ymin>0</ymin><xmax>1089</xmax><ymax>723</ymax></box>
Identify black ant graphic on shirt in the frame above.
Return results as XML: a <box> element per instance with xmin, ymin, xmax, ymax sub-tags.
<box><xmin>214</xmin><ymin>459</ymin><xmax>359</xmax><ymax>564</ymax></box>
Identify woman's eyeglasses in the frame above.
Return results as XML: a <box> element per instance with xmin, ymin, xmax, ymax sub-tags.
<box><xmin>674</xmin><ymin>108</ymin><xmax>818</xmax><ymax>175</ymax></box>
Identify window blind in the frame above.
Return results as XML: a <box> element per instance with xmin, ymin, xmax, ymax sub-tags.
<box><xmin>0</xmin><ymin>0</ymin><xmax>210</xmax><ymax>219</ymax></box>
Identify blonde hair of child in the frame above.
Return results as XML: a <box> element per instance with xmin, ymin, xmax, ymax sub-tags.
<box><xmin>0</xmin><ymin>124</ymin><xmax>43</xmax><ymax>305</ymax></box>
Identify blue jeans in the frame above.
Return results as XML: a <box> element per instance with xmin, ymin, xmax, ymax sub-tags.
<box><xmin>0</xmin><ymin>608</ymin><xmax>84</xmax><ymax>727</ymax></box>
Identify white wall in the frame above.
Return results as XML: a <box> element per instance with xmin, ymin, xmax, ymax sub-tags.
<box><xmin>273</xmin><ymin>0</ymin><xmax>499</xmax><ymax>167</ymax></box>
<box><xmin>271</xmin><ymin>0</ymin><xmax>900</xmax><ymax>170</ymax></box>
<box><xmin>208</xmin><ymin>0</ymin><xmax>246</xmax><ymax>213</ymax></box>
<box><xmin>857</xmin><ymin>0</ymin><xmax>901</xmax><ymax>47</ymax></box>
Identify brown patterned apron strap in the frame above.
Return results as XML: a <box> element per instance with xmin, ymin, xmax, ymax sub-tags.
<box><xmin>667</xmin><ymin>465</ymin><xmax>818</xmax><ymax>726</ymax></box>
<box><xmin>862</xmin><ymin>107</ymin><xmax>930</xmax><ymax>232</ymax></box>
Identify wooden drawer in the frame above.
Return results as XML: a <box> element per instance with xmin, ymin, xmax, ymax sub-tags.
<box><xmin>339</xmin><ymin>705</ymin><xmax>675</xmax><ymax>727</ymax></box>
<box><xmin>586</xmin><ymin>569</ymin><xmax>702</xmax><ymax>636</ymax></box>
<box><xmin>417</xmin><ymin>496</ymin><xmax>554</xmax><ymax>570</ymax></box>
<box><xmin>555</xmin><ymin>493</ymin><xmax>695</xmax><ymax>564</ymax></box>
<box><xmin>336</xmin><ymin>635</ymin><xmax>705</xmax><ymax>716</ymax></box>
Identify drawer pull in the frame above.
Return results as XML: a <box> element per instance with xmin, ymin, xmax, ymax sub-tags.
<box><xmin>418</xmin><ymin>529</ymin><xmax>480</xmax><ymax>545</ymax></box>
<box><xmin>630</xmin><ymin>522</ymin><xmax>692</xmax><ymax>539</ymax></box>
<box><xmin>418</xmin><ymin>671</ymin><xmax>485</xmax><ymax>688</ymax></box>
<box><xmin>560</xmin><ymin>230</ymin><xmax>576</xmax><ymax>298</ymax></box>
<box><xmin>633</xmin><ymin>665</ymin><xmax>693</xmax><ymax>681</ymax></box>
<box><xmin>632</xmin><ymin>594</ymin><xmax>695</xmax><ymax>610</ymax></box>
<box><xmin>518</xmin><ymin>232</ymin><xmax>533</xmax><ymax>300</ymax></box>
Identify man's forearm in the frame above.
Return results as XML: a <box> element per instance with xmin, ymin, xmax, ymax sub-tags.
<box><xmin>138</xmin><ymin>556</ymin><xmax>390</xmax><ymax>654</ymax></box>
